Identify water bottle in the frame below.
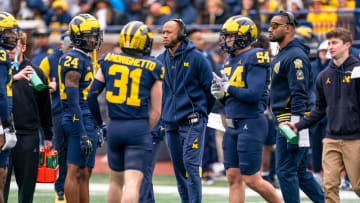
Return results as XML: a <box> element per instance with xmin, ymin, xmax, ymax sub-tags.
<box><xmin>39</xmin><ymin>149</ymin><xmax>45</xmax><ymax>166</ymax></box>
<box><xmin>29</xmin><ymin>70</ymin><xmax>44</xmax><ymax>91</ymax></box>
<box><xmin>279</xmin><ymin>123</ymin><xmax>298</xmax><ymax>144</ymax></box>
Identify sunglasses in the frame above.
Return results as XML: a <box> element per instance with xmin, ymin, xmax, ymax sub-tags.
<box><xmin>270</xmin><ymin>22</ymin><xmax>287</xmax><ymax>29</ymax></box>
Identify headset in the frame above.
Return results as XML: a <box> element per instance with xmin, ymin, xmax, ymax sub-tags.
<box><xmin>170</xmin><ymin>18</ymin><xmax>187</xmax><ymax>42</ymax></box>
<box><xmin>279</xmin><ymin>10</ymin><xmax>298</xmax><ymax>27</ymax></box>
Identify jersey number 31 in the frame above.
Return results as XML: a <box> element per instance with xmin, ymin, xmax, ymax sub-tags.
<box><xmin>106</xmin><ymin>64</ymin><xmax>142</xmax><ymax>107</ymax></box>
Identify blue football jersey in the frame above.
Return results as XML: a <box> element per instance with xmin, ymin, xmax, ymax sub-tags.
<box><xmin>59</xmin><ymin>49</ymin><xmax>94</xmax><ymax>111</ymax></box>
<box><xmin>40</xmin><ymin>49</ymin><xmax>64</xmax><ymax>114</ymax></box>
<box><xmin>99</xmin><ymin>52</ymin><xmax>164</xmax><ymax>119</ymax></box>
<box><xmin>0</xmin><ymin>46</ymin><xmax>11</xmax><ymax>120</ymax></box>
<box><xmin>222</xmin><ymin>48</ymin><xmax>270</xmax><ymax>119</ymax></box>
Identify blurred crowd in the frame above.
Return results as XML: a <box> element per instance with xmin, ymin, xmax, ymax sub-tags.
<box><xmin>0</xmin><ymin>0</ymin><xmax>358</xmax><ymax>35</ymax></box>
<box><xmin>1</xmin><ymin>0</ymin><xmax>359</xmax><ymax>193</ymax></box>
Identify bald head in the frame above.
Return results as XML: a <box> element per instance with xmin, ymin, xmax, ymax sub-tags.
<box><xmin>162</xmin><ymin>20</ymin><xmax>182</xmax><ymax>49</ymax></box>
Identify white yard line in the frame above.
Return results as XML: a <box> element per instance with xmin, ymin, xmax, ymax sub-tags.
<box><xmin>10</xmin><ymin>182</ymin><xmax>358</xmax><ymax>200</ymax></box>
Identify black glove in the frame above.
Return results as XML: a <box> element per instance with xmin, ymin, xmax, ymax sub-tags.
<box><xmin>97</xmin><ymin>124</ymin><xmax>107</xmax><ymax>148</ymax></box>
<box><xmin>152</xmin><ymin>126</ymin><xmax>165</xmax><ymax>144</ymax></box>
<box><xmin>80</xmin><ymin>134</ymin><xmax>93</xmax><ymax>155</ymax></box>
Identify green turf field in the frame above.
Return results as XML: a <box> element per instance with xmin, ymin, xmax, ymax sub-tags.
<box><xmin>8</xmin><ymin>174</ymin><xmax>360</xmax><ymax>202</ymax></box>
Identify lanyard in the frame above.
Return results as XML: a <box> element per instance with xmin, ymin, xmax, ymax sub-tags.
<box><xmin>11</xmin><ymin>46</ymin><xmax>19</xmax><ymax>71</ymax></box>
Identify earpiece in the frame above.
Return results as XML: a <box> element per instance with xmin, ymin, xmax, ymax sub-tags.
<box><xmin>170</xmin><ymin>19</ymin><xmax>187</xmax><ymax>42</ymax></box>
<box><xmin>279</xmin><ymin>10</ymin><xmax>298</xmax><ymax>27</ymax></box>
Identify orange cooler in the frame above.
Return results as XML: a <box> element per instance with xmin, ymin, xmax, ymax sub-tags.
<box><xmin>36</xmin><ymin>149</ymin><xmax>59</xmax><ymax>183</ymax></box>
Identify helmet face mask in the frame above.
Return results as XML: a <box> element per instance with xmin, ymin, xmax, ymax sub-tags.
<box><xmin>2</xmin><ymin>28</ymin><xmax>19</xmax><ymax>50</ymax></box>
<box><xmin>69</xmin><ymin>14</ymin><xmax>102</xmax><ymax>52</ymax></box>
<box><xmin>0</xmin><ymin>12</ymin><xmax>19</xmax><ymax>50</ymax></box>
<box><xmin>82</xmin><ymin>31</ymin><xmax>102</xmax><ymax>50</ymax></box>
<box><xmin>120</xmin><ymin>21</ymin><xmax>153</xmax><ymax>56</ymax></box>
<box><xmin>220</xmin><ymin>16</ymin><xmax>258</xmax><ymax>55</ymax></box>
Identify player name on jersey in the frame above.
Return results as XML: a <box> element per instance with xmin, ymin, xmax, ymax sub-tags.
<box><xmin>104</xmin><ymin>53</ymin><xmax>156</xmax><ymax>71</ymax></box>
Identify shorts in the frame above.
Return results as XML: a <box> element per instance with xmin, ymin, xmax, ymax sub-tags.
<box><xmin>62</xmin><ymin>111</ymin><xmax>98</xmax><ymax>168</ymax></box>
<box><xmin>107</xmin><ymin>119</ymin><xmax>152</xmax><ymax>173</ymax></box>
<box><xmin>223</xmin><ymin>115</ymin><xmax>267</xmax><ymax>175</ymax></box>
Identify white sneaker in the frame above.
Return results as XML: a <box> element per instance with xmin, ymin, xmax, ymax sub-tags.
<box><xmin>339</xmin><ymin>178</ymin><xmax>352</xmax><ymax>190</ymax></box>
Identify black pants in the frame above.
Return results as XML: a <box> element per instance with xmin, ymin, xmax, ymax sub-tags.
<box><xmin>4</xmin><ymin>132</ymin><xmax>40</xmax><ymax>203</ymax></box>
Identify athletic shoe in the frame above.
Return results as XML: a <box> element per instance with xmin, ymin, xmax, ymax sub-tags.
<box><xmin>55</xmin><ymin>191</ymin><xmax>66</xmax><ymax>203</ymax></box>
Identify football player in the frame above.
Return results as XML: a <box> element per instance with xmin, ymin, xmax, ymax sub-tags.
<box><xmin>211</xmin><ymin>16</ymin><xmax>282</xmax><ymax>203</ymax></box>
<box><xmin>59</xmin><ymin>14</ymin><xmax>102</xmax><ymax>203</ymax></box>
<box><xmin>39</xmin><ymin>31</ymin><xmax>73</xmax><ymax>202</ymax></box>
<box><xmin>87</xmin><ymin>21</ymin><xmax>163</xmax><ymax>202</ymax></box>
<box><xmin>0</xmin><ymin>11</ymin><xmax>18</xmax><ymax>203</ymax></box>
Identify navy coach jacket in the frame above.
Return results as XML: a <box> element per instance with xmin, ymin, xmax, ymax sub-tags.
<box><xmin>157</xmin><ymin>38</ymin><xmax>215</xmax><ymax>129</ymax></box>
<box><xmin>270</xmin><ymin>39</ymin><xmax>314</xmax><ymax>119</ymax></box>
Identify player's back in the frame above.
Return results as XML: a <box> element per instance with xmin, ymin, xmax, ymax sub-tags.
<box><xmin>99</xmin><ymin>52</ymin><xmax>163</xmax><ymax>120</ymax></box>
<box><xmin>59</xmin><ymin>49</ymin><xmax>94</xmax><ymax>111</ymax></box>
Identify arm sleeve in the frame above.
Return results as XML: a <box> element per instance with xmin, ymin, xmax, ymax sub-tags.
<box><xmin>36</xmin><ymin>67</ymin><xmax>53</xmax><ymax>140</ymax></box>
<box><xmin>227</xmin><ymin>65</ymin><xmax>267</xmax><ymax>103</ymax></box>
<box><xmin>197</xmin><ymin>55</ymin><xmax>216</xmax><ymax>114</ymax></box>
<box><xmin>87</xmin><ymin>79</ymin><xmax>105</xmax><ymax>126</ymax></box>
<box><xmin>287</xmin><ymin>57</ymin><xmax>312</xmax><ymax>115</ymax></box>
<box><xmin>295</xmin><ymin>75</ymin><xmax>327</xmax><ymax>130</ymax></box>
<box><xmin>66</xmin><ymin>87</ymin><xmax>86</xmax><ymax>136</ymax></box>
<box><xmin>60</xmin><ymin>54</ymin><xmax>86</xmax><ymax>136</ymax></box>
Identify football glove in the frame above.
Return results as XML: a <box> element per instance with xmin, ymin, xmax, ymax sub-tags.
<box><xmin>80</xmin><ymin>134</ymin><xmax>93</xmax><ymax>155</ymax></box>
<box><xmin>152</xmin><ymin>126</ymin><xmax>165</xmax><ymax>144</ymax></box>
<box><xmin>2</xmin><ymin>115</ymin><xmax>17</xmax><ymax>150</ymax></box>
<box><xmin>218</xmin><ymin>70</ymin><xmax>230</xmax><ymax>92</ymax></box>
<box><xmin>211</xmin><ymin>75</ymin><xmax>225</xmax><ymax>100</ymax></box>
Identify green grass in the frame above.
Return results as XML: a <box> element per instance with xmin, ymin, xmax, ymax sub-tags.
<box><xmin>7</xmin><ymin>174</ymin><xmax>360</xmax><ymax>203</ymax></box>
<box><xmin>9</xmin><ymin>190</ymin><xmax>360</xmax><ymax>203</ymax></box>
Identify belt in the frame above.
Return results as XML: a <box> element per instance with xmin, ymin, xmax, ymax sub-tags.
<box><xmin>186</xmin><ymin>112</ymin><xmax>201</xmax><ymax>125</ymax></box>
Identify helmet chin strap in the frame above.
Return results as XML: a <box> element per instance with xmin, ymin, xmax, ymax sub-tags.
<box><xmin>92</xmin><ymin>49</ymin><xmax>99</xmax><ymax>69</ymax></box>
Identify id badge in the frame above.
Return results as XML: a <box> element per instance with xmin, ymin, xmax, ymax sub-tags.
<box><xmin>299</xmin><ymin>128</ymin><xmax>310</xmax><ymax>147</ymax></box>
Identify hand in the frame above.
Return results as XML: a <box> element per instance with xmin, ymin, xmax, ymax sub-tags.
<box><xmin>213</xmin><ymin>71</ymin><xmax>230</xmax><ymax>92</ymax></box>
<box><xmin>211</xmin><ymin>76</ymin><xmax>224</xmax><ymax>99</ymax></box>
<box><xmin>2</xmin><ymin>116</ymin><xmax>17</xmax><ymax>150</ymax></box>
<box><xmin>97</xmin><ymin>124</ymin><xmax>107</xmax><ymax>148</ymax></box>
<box><xmin>152</xmin><ymin>126</ymin><xmax>165</xmax><ymax>144</ymax></box>
<box><xmin>80</xmin><ymin>134</ymin><xmax>93</xmax><ymax>155</ymax></box>
<box><xmin>219</xmin><ymin>70</ymin><xmax>230</xmax><ymax>92</ymax></box>
<box><xmin>282</xmin><ymin>121</ymin><xmax>299</xmax><ymax>134</ymax></box>
<box><xmin>13</xmin><ymin>66</ymin><xmax>33</xmax><ymax>81</ymax></box>
<box><xmin>49</xmin><ymin>77</ymin><xmax>57</xmax><ymax>93</ymax></box>
<box><xmin>44</xmin><ymin>140</ymin><xmax>52</xmax><ymax>150</ymax></box>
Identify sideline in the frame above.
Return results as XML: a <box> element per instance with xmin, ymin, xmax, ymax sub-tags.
<box><xmin>9</xmin><ymin>182</ymin><xmax>359</xmax><ymax>199</ymax></box>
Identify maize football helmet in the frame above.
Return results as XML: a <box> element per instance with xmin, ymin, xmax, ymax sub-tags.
<box><xmin>0</xmin><ymin>11</ymin><xmax>19</xmax><ymax>50</ymax></box>
<box><xmin>120</xmin><ymin>21</ymin><xmax>153</xmax><ymax>56</ymax></box>
<box><xmin>69</xmin><ymin>14</ymin><xmax>102</xmax><ymax>52</ymax></box>
<box><xmin>220</xmin><ymin>16</ymin><xmax>258</xmax><ymax>55</ymax></box>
